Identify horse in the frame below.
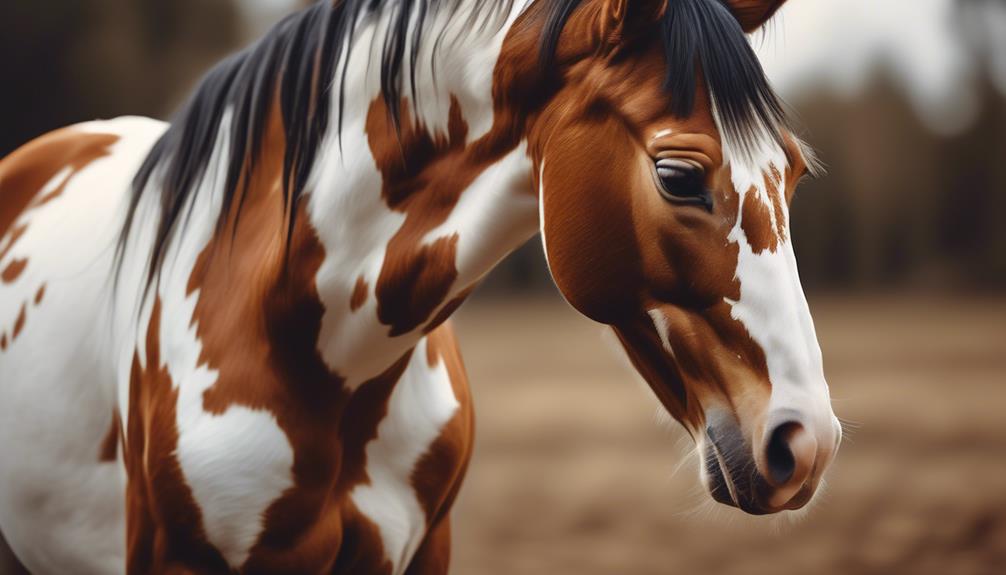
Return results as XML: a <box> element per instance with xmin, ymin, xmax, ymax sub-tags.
<box><xmin>0</xmin><ymin>0</ymin><xmax>841</xmax><ymax>572</ymax></box>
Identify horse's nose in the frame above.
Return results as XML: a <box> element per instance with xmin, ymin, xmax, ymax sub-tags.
<box><xmin>761</xmin><ymin>416</ymin><xmax>818</xmax><ymax>508</ymax></box>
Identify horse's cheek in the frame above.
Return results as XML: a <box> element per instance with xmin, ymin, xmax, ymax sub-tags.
<box><xmin>540</xmin><ymin>119</ymin><xmax>644</xmax><ymax>324</ymax></box>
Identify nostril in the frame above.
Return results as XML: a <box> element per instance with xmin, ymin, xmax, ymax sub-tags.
<box><xmin>765</xmin><ymin>421</ymin><xmax>803</xmax><ymax>486</ymax></box>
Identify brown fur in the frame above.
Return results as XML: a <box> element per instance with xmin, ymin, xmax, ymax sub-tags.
<box><xmin>0</xmin><ymin>128</ymin><xmax>119</xmax><ymax>240</ymax></box>
<box><xmin>11</xmin><ymin>304</ymin><xmax>26</xmax><ymax>341</ymax></box>
<box><xmin>350</xmin><ymin>275</ymin><xmax>370</xmax><ymax>311</ymax></box>
<box><xmin>515</xmin><ymin>0</ymin><xmax>804</xmax><ymax>432</ymax></box>
<box><xmin>0</xmin><ymin>225</ymin><xmax>27</xmax><ymax>263</ymax></box>
<box><xmin>8</xmin><ymin>0</ymin><xmax>804</xmax><ymax>571</ymax></box>
<box><xmin>422</xmin><ymin>286</ymin><xmax>475</xmax><ymax>335</ymax></box>
<box><xmin>99</xmin><ymin>410</ymin><xmax>121</xmax><ymax>463</ymax></box>
<box><xmin>125</xmin><ymin>88</ymin><xmax>476</xmax><ymax>571</ymax></box>
<box><xmin>1</xmin><ymin>259</ymin><xmax>26</xmax><ymax>284</ymax></box>
<box><xmin>365</xmin><ymin>97</ymin><xmax>468</xmax><ymax>336</ymax></box>
<box><xmin>413</xmin><ymin>325</ymin><xmax>474</xmax><ymax>523</ymax></box>
<box><xmin>725</xmin><ymin>0</ymin><xmax>787</xmax><ymax>33</ymax></box>
<box><xmin>122</xmin><ymin>0</ymin><xmax>802</xmax><ymax>562</ymax></box>
<box><xmin>0</xmin><ymin>128</ymin><xmax>119</xmax><ymax>353</ymax></box>
<box><xmin>125</xmin><ymin>299</ymin><xmax>230</xmax><ymax>574</ymax></box>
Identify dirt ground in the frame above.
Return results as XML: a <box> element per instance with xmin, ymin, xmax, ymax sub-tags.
<box><xmin>448</xmin><ymin>294</ymin><xmax>1006</xmax><ymax>575</ymax></box>
<box><xmin>0</xmin><ymin>295</ymin><xmax>1001</xmax><ymax>574</ymax></box>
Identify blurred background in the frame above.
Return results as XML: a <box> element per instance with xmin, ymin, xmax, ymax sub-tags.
<box><xmin>1</xmin><ymin>0</ymin><xmax>1003</xmax><ymax>573</ymax></box>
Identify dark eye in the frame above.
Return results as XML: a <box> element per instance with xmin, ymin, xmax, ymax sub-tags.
<box><xmin>655</xmin><ymin>159</ymin><xmax>713</xmax><ymax>212</ymax></box>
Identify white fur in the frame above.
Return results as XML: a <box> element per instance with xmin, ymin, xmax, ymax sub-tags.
<box><xmin>724</xmin><ymin>147</ymin><xmax>836</xmax><ymax>437</ymax></box>
<box><xmin>0</xmin><ymin>117</ymin><xmax>165</xmax><ymax>574</ymax></box>
<box><xmin>141</xmin><ymin>111</ymin><xmax>297</xmax><ymax>569</ymax></box>
<box><xmin>350</xmin><ymin>338</ymin><xmax>460</xmax><ymax>574</ymax></box>
<box><xmin>0</xmin><ymin>2</ymin><xmax>536</xmax><ymax>572</ymax></box>
<box><xmin>647</xmin><ymin>308</ymin><xmax>676</xmax><ymax>358</ymax></box>
<box><xmin>421</xmin><ymin>143</ymin><xmax>537</xmax><ymax>288</ymax></box>
<box><xmin>310</xmin><ymin>1</ymin><xmax>534</xmax><ymax>389</ymax></box>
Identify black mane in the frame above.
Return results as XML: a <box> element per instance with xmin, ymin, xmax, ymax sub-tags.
<box><xmin>119</xmin><ymin>0</ymin><xmax>789</xmax><ymax>289</ymax></box>
<box><xmin>118</xmin><ymin>0</ymin><xmax>510</xmax><ymax>289</ymax></box>
<box><xmin>543</xmin><ymin>0</ymin><xmax>789</xmax><ymax>157</ymax></box>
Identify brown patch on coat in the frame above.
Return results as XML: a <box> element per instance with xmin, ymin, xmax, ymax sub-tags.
<box><xmin>11</xmin><ymin>304</ymin><xmax>26</xmax><ymax>340</ymax></box>
<box><xmin>99</xmin><ymin>410</ymin><xmax>121</xmax><ymax>463</ymax></box>
<box><xmin>124</xmin><ymin>298</ymin><xmax>230</xmax><ymax>574</ymax></box>
<box><xmin>404</xmin><ymin>515</ymin><xmax>452</xmax><ymax>575</ymax></box>
<box><xmin>350</xmin><ymin>275</ymin><xmax>369</xmax><ymax>311</ymax></box>
<box><xmin>422</xmin><ymin>285</ymin><xmax>475</xmax><ymax>334</ymax></box>
<box><xmin>411</xmin><ymin>324</ymin><xmax>474</xmax><ymax>525</ymax></box>
<box><xmin>739</xmin><ymin>167</ymin><xmax>790</xmax><ymax>254</ymax></box>
<box><xmin>0</xmin><ymin>128</ymin><xmax>119</xmax><ymax>241</ymax></box>
<box><xmin>766</xmin><ymin>168</ymin><xmax>788</xmax><ymax>242</ymax></box>
<box><xmin>356</xmin><ymin>0</ymin><xmax>555</xmax><ymax>341</ymax></box>
<box><xmin>179</xmin><ymin>98</ymin><xmax>351</xmax><ymax>571</ymax></box>
<box><xmin>0</xmin><ymin>128</ymin><xmax>119</xmax><ymax>352</ymax></box>
<box><xmin>327</xmin><ymin>503</ymin><xmax>394</xmax><ymax>575</ymax></box>
<box><xmin>614</xmin><ymin>317</ymin><xmax>697</xmax><ymax>426</ymax></box>
<box><xmin>512</xmin><ymin>0</ymin><xmax>784</xmax><ymax>432</ymax></box>
<box><xmin>0</xmin><ymin>225</ymin><xmax>27</xmax><ymax>264</ymax></box>
<box><xmin>1</xmin><ymin>258</ymin><xmax>26</xmax><ymax>284</ymax></box>
<box><xmin>236</xmin><ymin>352</ymin><xmax>410</xmax><ymax>574</ymax></box>
<box><xmin>726</xmin><ymin>0</ymin><xmax>788</xmax><ymax>33</ymax></box>
<box><xmin>740</xmin><ymin>185</ymin><xmax>780</xmax><ymax>254</ymax></box>
<box><xmin>366</xmin><ymin>98</ymin><xmax>467</xmax><ymax>336</ymax></box>
<box><xmin>365</xmin><ymin>74</ymin><xmax>532</xmax><ymax>336</ymax></box>
<box><xmin>0</xmin><ymin>283</ymin><xmax>48</xmax><ymax>353</ymax></box>
<box><xmin>172</xmin><ymin>95</ymin><xmax>467</xmax><ymax>572</ymax></box>
<box><xmin>780</xmin><ymin>133</ymin><xmax>810</xmax><ymax>204</ymax></box>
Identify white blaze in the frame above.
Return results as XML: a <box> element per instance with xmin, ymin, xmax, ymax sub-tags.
<box><xmin>724</xmin><ymin>147</ymin><xmax>832</xmax><ymax>424</ymax></box>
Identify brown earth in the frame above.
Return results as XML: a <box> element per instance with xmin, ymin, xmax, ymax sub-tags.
<box><xmin>449</xmin><ymin>294</ymin><xmax>1006</xmax><ymax>575</ymax></box>
<box><xmin>0</xmin><ymin>295</ymin><xmax>1001</xmax><ymax>574</ymax></box>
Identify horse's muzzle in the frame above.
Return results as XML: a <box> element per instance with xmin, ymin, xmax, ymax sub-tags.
<box><xmin>702</xmin><ymin>409</ymin><xmax>832</xmax><ymax>515</ymax></box>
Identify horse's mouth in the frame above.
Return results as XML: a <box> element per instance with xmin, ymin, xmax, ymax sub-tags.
<box><xmin>703</xmin><ymin>428</ymin><xmax>818</xmax><ymax>515</ymax></box>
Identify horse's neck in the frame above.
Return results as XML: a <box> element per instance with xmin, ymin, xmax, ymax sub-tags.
<box><xmin>279</xmin><ymin>4</ymin><xmax>538</xmax><ymax>387</ymax></box>
<box><xmin>120</xmin><ymin>4</ymin><xmax>538</xmax><ymax>388</ymax></box>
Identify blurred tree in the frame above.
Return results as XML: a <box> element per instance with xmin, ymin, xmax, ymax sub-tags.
<box><xmin>0</xmin><ymin>0</ymin><xmax>1002</xmax><ymax>291</ymax></box>
<box><xmin>0</xmin><ymin>0</ymin><xmax>240</xmax><ymax>156</ymax></box>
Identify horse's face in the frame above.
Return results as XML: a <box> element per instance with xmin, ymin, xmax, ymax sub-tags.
<box><xmin>531</xmin><ymin>0</ymin><xmax>840</xmax><ymax>514</ymax></box>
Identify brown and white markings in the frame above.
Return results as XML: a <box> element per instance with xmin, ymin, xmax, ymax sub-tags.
<box><xmin>0</xmin><ymin>0</ymin><xmax>840</xmax><ymax>573</ymax></box>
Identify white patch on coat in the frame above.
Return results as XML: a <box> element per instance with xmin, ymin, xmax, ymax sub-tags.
<box><xmin>144</xmin><ymin>111</ymin><xmax>295</xmax><ymax>569</ymax></box>
<box><xmin>0</xmin><ymin>117</ymin><xmax>165</xmax><ymax>575</ymax></box>
<box><xmin>1</xmin><ymin>1</ymin><xmax>533</xmax><ymax>571</ymax></box>
<box><xmin>724</xmin><ymin>147</ymin><xmax>835</xmax><ymax>432</ymax></box>
<box><xmin>310</xmin><ymin>2</ymin><xmax>534</xmax><ymax>389</ymax></box>
<box><xmin>420</xmin><ymin>143</ymin><xmax>536</xmax><ymax>289</ymax></box>
<box><xmin>349</xmin><ymin>338</ymin><xmax>459</xmax><ymax>575</ymax></box>
<box><xmin>647</xmin><ymin>308</ymin><xmax>676</xmax><ymax>358</ymax></box>
<box><xmin>308</xmin><ymin>7</ymin><xmax>418</xmax><ymax>389</ymax></box>
<box><xmin>403</xmin><ymin>0</ymin><xmax>524</xmax><ymax>142</ymax></box>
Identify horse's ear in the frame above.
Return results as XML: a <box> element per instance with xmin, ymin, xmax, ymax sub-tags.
<box><xmin>723</xmin><ymin>0</ymin><xmax>788</xmax><ymax>33</ymax></box>
<box><xmin>599</xmin><ymin>0</ymin><xmax>667</xmax><ymax>44</ymax></box>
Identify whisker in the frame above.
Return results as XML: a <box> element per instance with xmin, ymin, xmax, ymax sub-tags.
<box><xmin>836</xmin><ymin>414</ymin><xmax>863</xmax><ymax>427</ymax></box>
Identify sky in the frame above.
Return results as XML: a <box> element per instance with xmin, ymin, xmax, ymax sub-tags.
<box><xmin>240</xmin><ymin>0</ymin><xmax>1006</xmax><ymax>135</ymax></box>
<box><xmin>757</xmin><ymin>0</ymin><xmax>1006</xmax><ymax>135</ymax></box>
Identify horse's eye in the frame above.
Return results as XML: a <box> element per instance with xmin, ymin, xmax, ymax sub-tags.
<box><xmin>655</xmin><ymin>159</ymin><xmax>712</xmax><ymax>211</ymax></box>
